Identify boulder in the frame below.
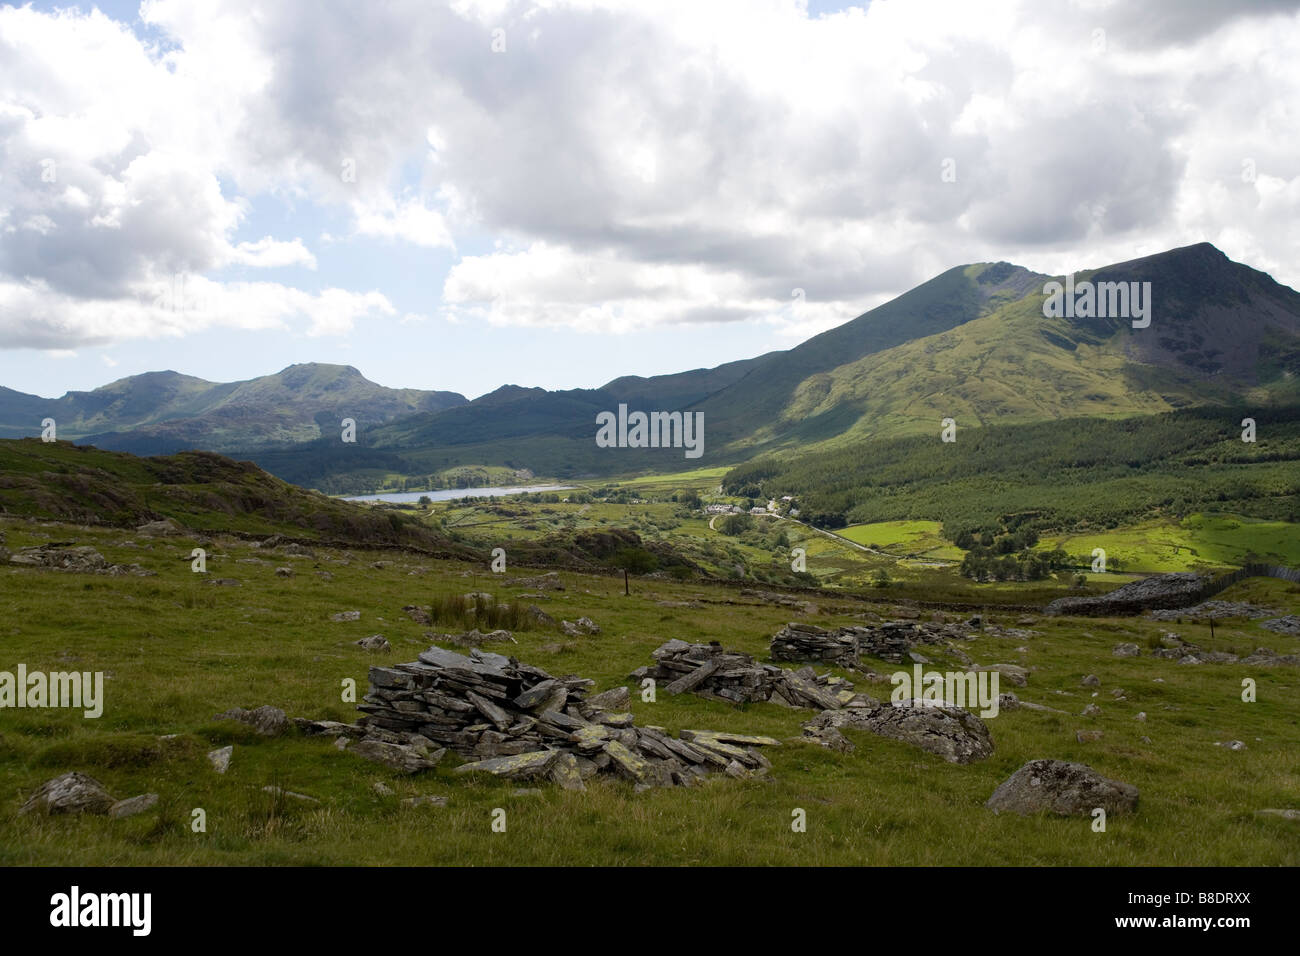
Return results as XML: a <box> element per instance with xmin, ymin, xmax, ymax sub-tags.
<box><xmin>108</xmin><ymin>793</ymin><xmax>159</xmax><ymax>819</ymax></box>
<box><xmin>561</xmin><ymin>617</ymin><xmax>600</xmax><ymax>637</ymax></box>
<box><xmin>19</xmin><ymin>772</ymin><xmax>115</xmax><ymax>816</ymax></box>
<box><xmin>1113</xmin><ymin>643</ymin><xmax>1141</xmax><ymax>657</ymax></box>
<box><xmin>208</xmin><ymin>745</ymin><xmax>233</xmax><ymax>773</ymax></box>
<box><xmin>523</xmin><ymin>604</ymin><xmax>556</xmax><ymax>627</ymax></box>
<box><xmin>215</xmin><ymin>705</ymin><xmax>290</xmax><ymax>737</ymax></box>
<box><xmin>986</xmin><ymin>759</ymin><xmax>1138</xmax><ymax>816</ymax></box>
<box><xmin>351</xmin><ymin>739</ymin><xmax>446</xmax><ymax>773</ymax></box>
<box><xmin>805</xmin><ymin>700</ymin><xmax>993</xmax><ymax>764</ymax></box>
<box><xmin>354</xmin><ymin>635</ymin><xmax>391</xmax><ymax>652</ymax></box>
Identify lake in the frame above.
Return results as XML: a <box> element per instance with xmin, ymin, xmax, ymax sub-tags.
<box><xmin>341</xmin><ymin>484</ymin><xmax>575</xmax><ymax>504</ymax></box>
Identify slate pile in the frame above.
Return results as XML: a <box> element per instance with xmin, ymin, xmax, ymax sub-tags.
<box><xmin>631</xmin><ymin>639</ymin><xmax>867</xmax><ymax>710</ymax></box>
<box><xmin>331</xmin><ymin>645</ymin><xmax>782</xmax><ymax>790</ymax></box>
<box><xmin>771</xmin><ymin>620</ymin><xmax>972</xmax><ymax>666</ymax></box>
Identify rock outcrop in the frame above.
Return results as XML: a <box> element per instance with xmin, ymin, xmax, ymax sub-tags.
<box><xmin>632</xmin><ymin>639</ymin><xmax>867</xmax><ymax>710</ymax></box>
<box><xmin>803</xmin><ymin>700</ymin><xmax>994</xmax><ymax>764</ymax></box>
<box><xmin>1046</xmin><ymin>573</ymin><xmax>1213</xmax><ymax>617</ymax></box>
<box><xmin>986</xmin><ymin>759</ymin><xmax>1139</xmax><ymax>816</ymax></box>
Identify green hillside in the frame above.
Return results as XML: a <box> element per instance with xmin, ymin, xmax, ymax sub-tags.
<box><xmin>0</xmin><ymin>438</ymin><xmax>476</xmax><ymax>554</ymax></box>
<box><xmin>722</xmin><ymin>405</ymin><xmax>1300</xmax><ymax>541</ymax></box>
<box><xmin>695</xmin><ymin>260</ymin><xmax>1048</xmax><ymax>450</ymax></box>
<box><xmin>708</xmin><ymin>244</ymin><xmax>1300</xmax><ymax>459</ymax></box>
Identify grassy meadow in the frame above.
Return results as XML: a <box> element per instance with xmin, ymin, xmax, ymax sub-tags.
<box><xmin>2</xmin><ymin>514</ymin><xmax>1298</xmax><ymax>866</ymax></box>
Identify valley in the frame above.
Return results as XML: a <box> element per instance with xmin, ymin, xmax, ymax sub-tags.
<box><xmin>3</xmin><ymin>241</ymin><xmax>1299</xmax><ymax>869</ymax></box>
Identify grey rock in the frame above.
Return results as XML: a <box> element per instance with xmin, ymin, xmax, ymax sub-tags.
<box><xmin>351</xmin><ymin>739</ymin><xmax>446</xmax><ymax>773</ymax></box>
<box><xmin>1046</xmin><ymin>572</ymin><xmax>1213</xmax><ymax>617</ymax></box>
<box><xmin>215</xmin><ymin>705</ymin><xmax>290</xmax><ymax>737</ymax></box>
<box><xmin>19</xmin><ymin>772</ymin><xmax>115</xmax><ymax>816</ymax></box>
<box><xmin>208</xmin><ymin>745</ymin><xmax>233</xmax><ymax>773</ymax></box>
<box><xmin>1255</xmin><ymin>808</ymin><xmax>1300</xmax><ymax>821</ymax></box>
<box><xmin>136</xmin><ymin>519</ymin><xmax>181</xmax><ymax>536</ymax></box>
<box><xmin>108</xmin><ymin>793</ymin><xmax>159</xmax><ymax>819</ymax></box>
<box><xmin>975</xmin><ymin>664</ymin><xmax>1028</xmax><ymax>687</ymax></box>
<box><xmin>1238</xmin><ymin>647</ymin><xmax>1300</xmax><ymax>666</ymax></box>
<box><xmin>1112</xmin><ymin>643</ymin><xmax>1141</xmax><ymax>658</ymax></box>
<box><xmin>806</xmin><ymin>700</ymin><xmax>993</xmax><ymax>764</ymax></box>
<box><xmin>1261</xmin><ymin>616</ymin><xmax>1300</xmax><ymax>637</ymax></box>
<box><xmin>331</xmin><ymin>610</ymin><xmax>361</xmax><ymax>622</ymax></box>
<box><xmin>402</xmin><ymin>794</ymin><xmax>449</xmax><ymax>808</ymax></box>
<box><xmin>986</xmin><ymin>759</ymin><xmax>1139</xmax><ymax>816</ymax></box>
<box><xmin>262</xmin><ymin>786</ymin><xmax>318</xmax><ymax>803</ymax></box>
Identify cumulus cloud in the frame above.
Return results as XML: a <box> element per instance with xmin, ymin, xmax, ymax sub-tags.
<box><xmin>1</xmin><ymin>0</ymin><xmax>1299</xmax><ymax>350</ymax></box>
<box><xmin>0</xmin><ymin>275</ymin><xmax>395</xmax><ymax>349</ymax></box>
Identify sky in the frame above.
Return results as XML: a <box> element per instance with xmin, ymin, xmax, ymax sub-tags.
<box><xmin>1</xmin><ymin>0</ymin><xmax>1298</xmax><ymax>400</ymax></box>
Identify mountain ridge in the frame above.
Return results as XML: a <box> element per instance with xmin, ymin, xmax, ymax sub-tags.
<box><xmin>3</xmin><ymin>242</ymin><xmax>1297</xmax><ymax>486</ymax></box>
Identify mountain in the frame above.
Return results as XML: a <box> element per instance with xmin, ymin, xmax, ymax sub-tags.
<box><xmin>691</xmin><ymin>260</ymin><xmax>1049</xmax><ymax>450</ymax></box>
<box><xmin>719</xmin><ymin>242</ymin><xmax>1300</xmax><ymax>456</ymax></box>
<box><xmin>350</xmin><ymin>242</ymin><xmax>1300</xmax><ymax>480</ymax></box>
<box><xmin>599</xmin><ymin>354</ymin><xmax>771</xmax><ymax>407</ymax></box>
<box><xmin>0</xmin><ymin>364</ymin><xmax>467</xmax><ymax>454</ymax></box>
<box><xmin>5</xmin><ymin>243</ymin><xmax>1296</xmax><ymax>488</ymax></box>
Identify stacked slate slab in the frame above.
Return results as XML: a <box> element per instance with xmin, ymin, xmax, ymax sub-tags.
<box><xmin>340</xmin><ymin>644</ymin><xmax>781</xmax><ymax>790</ymax></box>
<box><xmin>631</xmin><ymin>639</ymin><xmax>870</xmax><ymax>710</ymax></box>
<box><xmin>770</xmin><ymin>623</ymin><xmax>860</xmax><ymax>666</ymax></box>
<box><xmin>771</xmin><ymin>620</ymin><xmax>972</xmax><ymax>666</ymax></box>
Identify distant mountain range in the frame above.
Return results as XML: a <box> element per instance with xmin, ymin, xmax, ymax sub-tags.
<box><xmin>0</xmin><ymin>363</ymin><xmax>467</xmax><ymax>452</ymax></box>
<box><xmin>4</xmin><ymin>242</ymin><xmax>1298</xmax><ymax>488</ymax></box>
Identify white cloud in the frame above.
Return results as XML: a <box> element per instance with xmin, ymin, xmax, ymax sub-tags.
<box><xmin>0</xmin><ymin>275</ymin><xmax>395</xmax><ymax>349</ymax></box>
<box><xmin>228</xmin><ymin>237</ymin><xmax>318</xmax><ymax>270</ymax></box>
<box><xmin>1</xmin><ymin>0</ymin><xmax>1299</xmax><ymax>351</ymax></box>
<box><xmin>351</xmin><ymin>197</ymin><xmax>454</xmax><ymax>249</ymax></box>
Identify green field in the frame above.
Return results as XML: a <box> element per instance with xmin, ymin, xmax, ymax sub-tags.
<box><xmin>2</xmin><ymin>515</ymin><xmax>1299</xmax><ymax>866</ymax></box>
<box><xmin>1042</xmin><ymin>514</ymin><xmax>1300</xmax><ymax>573</ymax></box>
<box><xmin>839</xmin><ymin>520</ymin><xmax>964</xmax><ymax>560</ymax></box>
